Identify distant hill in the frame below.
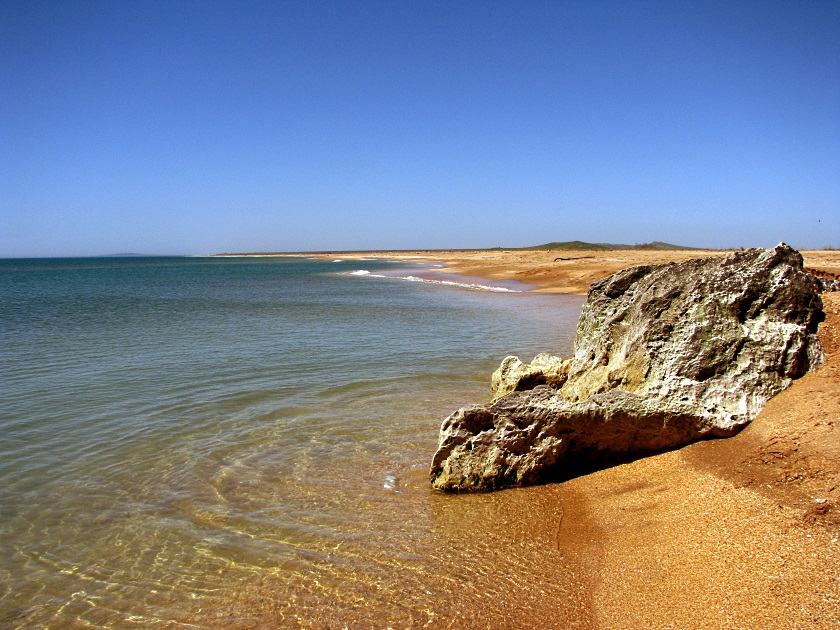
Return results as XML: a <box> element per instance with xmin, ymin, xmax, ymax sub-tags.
<box><xmin>630</xmin><ymin>241</ymin><xmax>696</xmax><ymax>251</ymax></box>
<box><xmin>517</xmin><ymin>241</ymin><xmax>614</xmax><ymax>251</ymax></box>
<box><xmin>499</xmin><ymin>241</ymin><xmax>696</xmax><ymax>252</ymax></box>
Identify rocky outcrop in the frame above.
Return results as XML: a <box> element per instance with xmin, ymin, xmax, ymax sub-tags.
<box><xmin>431</xmin><ymin>244</ymin><xmax>826</xmax><ymax>492</ymax></box>
<box><xmin>489</xmin><ymin>353</ymin><xmax>570</xmax><ymax>403</ymax></box>
<box><xmin>807</xmin><ymin>269</ymin><xmax>840</xmax><ymax>293</ymax></box>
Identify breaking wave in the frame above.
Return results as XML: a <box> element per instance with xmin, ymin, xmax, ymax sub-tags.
<box><xmin>349</xmin><ymin>270</ymin><xmax>519</xmax><ymax>292</ymax></box>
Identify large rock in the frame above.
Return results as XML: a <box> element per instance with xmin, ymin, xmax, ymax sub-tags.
<box><xmin>431</xmin><ymin>244</ymin><xmax>825</xmax><ymax>492</ymax></box>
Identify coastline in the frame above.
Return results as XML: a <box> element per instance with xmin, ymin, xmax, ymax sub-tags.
<box><xmin>283</xmin><ymin>247</ymin><xmax>840</xmax><ymax>296</ymax></box>
<box><xmin>334</xmin><ymin>248</ymin><xmax>840</xmax><ymax>627</ymax></box>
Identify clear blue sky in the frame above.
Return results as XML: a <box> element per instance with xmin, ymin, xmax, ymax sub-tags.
<box><xmin>1</xmin><ymin>0</ymin><xmax>838</xmax><ymax>257</ymax></box>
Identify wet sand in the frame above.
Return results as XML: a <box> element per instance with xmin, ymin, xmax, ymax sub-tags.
<box><xmin>315</xmin><ymin>248</ymin><xmax>840</xmax><ymax>628</ymax></box>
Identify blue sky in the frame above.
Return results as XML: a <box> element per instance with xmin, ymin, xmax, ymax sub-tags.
<box><xmin>1</xmin><ymin>1</ymin><xmax>838</xmax><ymax>256</ymax></box>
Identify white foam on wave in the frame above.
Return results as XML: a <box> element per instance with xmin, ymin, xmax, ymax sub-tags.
<box><xmin>348</xmin><ymin>270</ymin><xmax>519</xmax><ymax>292</ymax></box>
<box><xmin>401</xmin><ymin>275</ymin><xmax>518</xmax><ymax>292</ymax></box>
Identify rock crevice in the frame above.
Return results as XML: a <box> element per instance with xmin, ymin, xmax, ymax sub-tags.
<box><xmin>430</xmin><ymin>244</ymin><xmax>825</xmax><ymax>492</ymax></box>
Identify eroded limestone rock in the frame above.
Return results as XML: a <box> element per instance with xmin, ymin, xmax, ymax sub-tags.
<box><xmin>490</xmin><ymin>353</ymin><xmax>570</xmax><ymax>403</ymax></box>
<box><xmin>431</xmin><ymin>244</ymin><xmax>825</xmax><ymax>492</ymax></box>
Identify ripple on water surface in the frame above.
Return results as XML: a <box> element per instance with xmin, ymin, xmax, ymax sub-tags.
<box><xmin>0</xmin><ymin>257</ymin><xmax>588</xmax><ymax>628</ymax></box>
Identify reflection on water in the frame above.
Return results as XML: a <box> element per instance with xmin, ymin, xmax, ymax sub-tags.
<box><xmin>0</xmin><ymin>257</ymin><xmax>589</xmax><ymax>628</ymax></box>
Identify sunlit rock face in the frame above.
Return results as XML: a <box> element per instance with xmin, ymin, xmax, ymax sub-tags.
<box><xmin>431</xmin><ymin>244</ymin><xmax>825</xmax><ymax>492</ymax></box>
<box><xmin>489</xmin><ymin>353</ymin><xmax>570</xmax><ymax>403</ymax></box>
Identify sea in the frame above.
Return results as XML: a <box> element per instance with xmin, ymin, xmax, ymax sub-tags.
<box><xmin>0</xmin><ymin>256</ymin><xmax>589</xmax><ymax>628</ymax></box>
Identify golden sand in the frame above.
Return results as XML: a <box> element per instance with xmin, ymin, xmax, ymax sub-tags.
<box><xmin>314</xmin><ymin>247</ymin><xmax>840</xmax><ymax>628</ymax></box>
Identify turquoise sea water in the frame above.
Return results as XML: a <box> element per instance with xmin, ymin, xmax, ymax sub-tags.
<box><xmin>0</xmin><ymin>256</ymin><xmax>587</xmax><ymax>628</ymax></box>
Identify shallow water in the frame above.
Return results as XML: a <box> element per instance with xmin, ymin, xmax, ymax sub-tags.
<box><xmin>0</xmin><ymin>256</ymin><xmax>587</xmax><ymax>628</ymax></box>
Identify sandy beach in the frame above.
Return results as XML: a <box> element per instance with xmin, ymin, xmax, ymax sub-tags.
<box><xmin>313</xmin><ymin>247</ymin><xmax>840</xmax><ymax>628</ymax></box>
<box><xmin>308</xmin><ymin>247</ymin><xmax>840</xmax><ymax>295</ymax></box>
